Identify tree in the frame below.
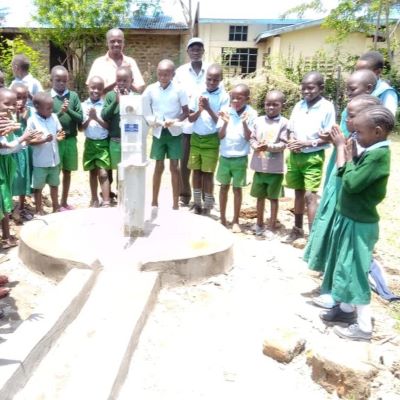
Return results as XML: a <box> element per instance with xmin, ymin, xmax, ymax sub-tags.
<box><xmin>283</xmin><ymin>0</ymin><xmax>400</xmax><ymax>62</ymax></box>
<box><xmin>30</xmin><ymin>0</ymin><xmax>133</xmax><ymax>93</ymax></box>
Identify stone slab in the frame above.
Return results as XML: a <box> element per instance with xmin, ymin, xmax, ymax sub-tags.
<box><xmin>0</xmin><ymin>268</ymin><xmax>98</xmax><ymax>400</ymax></box>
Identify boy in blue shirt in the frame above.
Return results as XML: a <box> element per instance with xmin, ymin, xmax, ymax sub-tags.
<box><xmin>216</xmin><ymin>83</ymin><xmax>257</xmax><ymax>233</ymax></box>
<box><xmin>188</xmin><ymin>64</ymin><xmax>229</xmax><ymax>215</ymax></box>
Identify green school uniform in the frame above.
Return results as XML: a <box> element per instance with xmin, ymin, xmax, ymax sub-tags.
<box><xmin>321</xmin><ymin>143</ymin><xmax>390</xmax><ymax>304</ymax></box>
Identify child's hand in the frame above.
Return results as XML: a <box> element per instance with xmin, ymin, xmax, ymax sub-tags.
<box><xmin>164</xmin><ymin>119</ymin><xmax>178</xmax><ymax>128</ymax></box>
<box><xmin>240</xmin><ymin>111</ymin><xmax>249</xmax><ymax>124</ymax></box>
<box><xmin>44</xmin><ymin>133</ymin><xmax>53</xmax><ymax>143</ymax></box>
<box><xmin>0</xmin><ymin>118</ymin><xmax>20</xmax><ymax>135</ymax></box>
<box><xmin>56</xmin><ymin>130</ymin><xmax>66</xmax><ymax>141</ymax></box>
<box><xmin>200</xmin><ymin>96</ymin><xmax>210</xmax><ymax>111</ymax></box>
<box><xmin>61</xmin><ymin>98</ymin><xmax>69</xmax><ymax>113</ymax></box>
<box><xmin>218</xmin><ymin>111</ymin><xmax>230</xmax><ymax>123</ymax></box>
<box><xmin>318</xmin><ymin>128</ymin><xmax>331</xmax><ymax>142</ymax></box>
<box><xmin>88</xmin><ymin>107</ymin><xmax>97</xmax><ymax>120</ymax></box>
<box><xmin>329</xmin><ymin>125</ymin><xmax>346</xmax><ymax>147</ymax></box>
<box><xmin>287</xmin><ymin>139</ymin><xmax>306</xmax><ymax>152</ymax></box>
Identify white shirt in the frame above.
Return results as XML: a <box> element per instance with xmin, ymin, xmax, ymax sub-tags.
<box><xmin>190</xmin><ymin>86</ymin><xmax>230</xmax><ymax>135</ymax></box>
<box><xmin>217</xmin><ymin>105</ymin><xmax>258</xmax><ymax>157</ymax></box>
<box><xmin>142</xmin><ymin>81</ymin><xmax>188</xmax><ymax>138</ymax></box>
<box><xmin>81</xmin><ymin>98</ymin><xmax>108</xmax><ymax>140</ymax></box>
<box><xmin>288</xmin><ymin>97</ymin><xmax>336</xmax><ymax>153</ymax></box>
<box><xmin>26</xmin><ymin>112</ymin><xmax>61</xmax><ymax>167</ymax></box>
<box><xmin>174</xmin><ymin>61</ymin><xmax>210</xmax><ymax>134</ymax></box>
<box><xmin>10</xmin><ymin>74</ymin><xmax>43</xmax><ymax>106</ymax></box>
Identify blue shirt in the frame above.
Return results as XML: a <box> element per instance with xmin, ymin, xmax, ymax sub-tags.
<box><xmin>289</xmin><ymin>97</ymin><xmax>336</xmax><ymax>153</ymax></box>
<box><xmin>190</xmin><ymin>87</ymin><xmax>230</xmax><ymax>135</ymax></box>
<box><xmin>373</xmin><ymin>79</ymin><xmax>398</xmax><ymax>117</ymax></box>
<box><xmin>217</xmin><ymin>105</ymin><xmax>258</xmax><ymax>158</ymax></box>
<box><xmin>81</xmin><ymin>98</ymin><xmax>108</xmax><ymax>140</ymax></box>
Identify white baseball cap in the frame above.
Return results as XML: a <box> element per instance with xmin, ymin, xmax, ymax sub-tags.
<box><xmin>187</xmin><ymin>37</ymin><xmax>204</xmax><ymax>49</ymax></box>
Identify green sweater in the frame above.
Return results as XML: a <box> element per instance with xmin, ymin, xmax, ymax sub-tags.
<box><xmin>337</xmin><ymin>146</ymin><xmax>390</xmax><ymax>223</ymax></box>
<box><xmin>101</xmin><ymin>91</ymin><xmax>120</xmax><ymax>138</ymax></box>
<box><xmin>52</xmin><ymin>91</ymin><xmax>83</xmax><ymax>137</ymax></box>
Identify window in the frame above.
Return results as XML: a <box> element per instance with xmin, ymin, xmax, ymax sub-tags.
<box><xmin>229</xmin><ymin>25</ymin><xmax>248</xmax><ymax>41</ymax></box>
<box><xmin>221</xmin><ymin>47</ymin><xmax>258</xmax><ymax>77</ymax></box>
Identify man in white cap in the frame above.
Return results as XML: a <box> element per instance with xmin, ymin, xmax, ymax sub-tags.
<box><xmin>175</xmin><ymin>37</ymin><xmax>210</xmax><ymax>206</ymax></box>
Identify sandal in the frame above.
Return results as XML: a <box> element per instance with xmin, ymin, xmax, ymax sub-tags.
<box><xmin>1</xmin><ymin>237</ymin><xmax>18</xmax><ymax>249</ymax></box>
<box><xmin>89</xmin><ymin>200</ymin><xmax>100</xmax><ymax>208</ymax></box>
<box><xmin>100</xmin><ymin>201</ymin><xmax>111</xmax><ymax>208</ymax></box>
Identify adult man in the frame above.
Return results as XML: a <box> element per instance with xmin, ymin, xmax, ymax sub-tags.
<box><xmin>174</xmin><ymin>37</ymin><xmax>210</xmax><ymax>206</ymax></box>
<box><xmin>86</xmin><ymin>28</ymin><xmax>145</xmax><ymax>94</ymax></box>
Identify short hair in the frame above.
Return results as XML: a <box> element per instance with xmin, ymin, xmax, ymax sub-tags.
<box><xmin>32</xmin><ymin>92</ymin><xmax>52</xmax><ymax>108</ymax></box>
<box><xmin>349</xmin><ymin>94</ymin><xmax>381</xmax><ymax>108</ymax></box>
<box><xmin>88</xmin><ymin>75</ymin><xmax>105</xmax><ymax>87</ymax></box>
<box><xmin>232</xmin><ymin>83</ymin><xmax>250</xmax><ymax>97</ymax></box>
<box><xmin>358</xmin><ymin>105</ymin><xmax>395</xmax><ymax>133</ymax></box>
<box><xmin>302</xmin><ymin>71</ymin><xmax>324</xmax><ymax>86</ymax></box>
<box><xmin>266</xmin><ymin>90</ymin><xmax>285</xmax><ymax>103</ymax></box>
<box><xmin>348</xmin><ymin>70</ymin><xmax>377</xmax><ymax>89</ymax></box>
<box><xmin>51</xmin><ymin>65</ymin><xmax>68</xmax><ymax>77</ymax></box>
<box><xmin>157</xmin><ymin>59</ymin><xmax>175</xmax><ymax>71</ymax></box>
<box><xmin>359</xmin><ymin>51</ymin><xmax>384</xmax><ymax>70</ymax></box>
<box><xmin>116</xmin><ymin>66</ymin><xmax>133</xmax><ymax>79</ymax></box>
<box><xmin>106</xmin><ymin>28</ymin><xmax>124</xmax><ymax>41</ymax></box>
<box><xmin>11</xmin><ymin>82</ymin><xmax>29</xmax><ymax>93</ymax></box>
<box><xmin>12</xmin><ymin>54</ymin><xmax>30</xmax><ymax>72</ymax></box>
<box><xmin>0</xmin><ymin>87</ymin><xmax>15</xmax><ymax>101</ymax></box>
<box><xmin>207</xmin><ymin>63</ymin><xmax>223</xmax><ymax>77</ymax></box>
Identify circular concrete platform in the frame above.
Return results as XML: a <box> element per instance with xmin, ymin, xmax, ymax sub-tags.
<box><xmin>19</xmin><ymin>208</ymin><xmax>234</xmax><ymax>283</ymax></box>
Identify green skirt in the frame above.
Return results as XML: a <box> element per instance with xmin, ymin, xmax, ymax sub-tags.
<box><xmin>0</xmin><ymin>155</ymin><xmax>17</xmax><ymax>213</ymax></box>
<box><xmin>321</xmin><ymin>213</ymin><xmax>378</xmax><ymax>305</ymax></box>
<box><xmin>12</xmin><ymin>147</ymin><xmax>32</xmax><ymax>196</ymax></box>
<box><xmin>303</xmin><ymin>167</ymin><xmax>342</xmax><ymax>272</ymax></box>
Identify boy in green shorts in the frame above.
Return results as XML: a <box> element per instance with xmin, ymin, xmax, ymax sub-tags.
<box><xmin>82</xmin><ymin>76</ymin><xmax>111</xmax><ymax>207</ymax></box>
<box><xmin>51</xmin><ymin>65</ymin><xmax>83</xmax><ymax>210</ymax></box>
<box><xmin>188</xmin><ymin>64</ymin><xmax>229</xmax><ymax>215</ymax></box>
<box><xmin>142</xmin><ymin>59</ymin><xmax>189</xmax><ymax>210</ymax></box>
<box><xmin>249</xmin><ymin>90</ymin><xmax>288</xmax><ymax>238</ymax></box>
<box><xmin>283</xmin><ymin>71</ymin><xmax>335</xmax><ymax>243</ymax></box>
<box><xmin>216</xmin><ymin>84</ymin><xmax>257</xmax><ymax>233</ymax></box>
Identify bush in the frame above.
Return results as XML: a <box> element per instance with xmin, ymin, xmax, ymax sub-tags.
<box><xmin>0</xmin><ymin>35</ymin><xmax>48</xmax><ymax>87</ymax></box>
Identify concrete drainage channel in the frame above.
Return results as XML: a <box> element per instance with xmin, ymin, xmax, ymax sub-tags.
<box><xmin>0</xmin><ymin>208</ymin><xmax>233</xmax><ymax>400</ymax></box>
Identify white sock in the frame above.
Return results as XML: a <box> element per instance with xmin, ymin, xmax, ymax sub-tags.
<box><xmin>356</xmin><ymin>304</ymin><xmax>372</xmax><ymax>332</ymax></box>
<box><xmin>340</xmin><ymin>303</ymin><xmax>355</xmax><ymax>313</ymax></box>
<box><xmin>193</xmin><ymin>189</ymin><xmax>202</xmax><ymax>206</ymax></box>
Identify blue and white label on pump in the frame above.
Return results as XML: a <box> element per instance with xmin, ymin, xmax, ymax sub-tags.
<box><xmin>125</xmin><ymin>123</ymin><xmax>139</xmax><ymax>133</ymax></box>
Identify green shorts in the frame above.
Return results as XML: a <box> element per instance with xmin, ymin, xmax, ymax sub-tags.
<box><xmin>188</xmin><ymin>132</ymin><xmax>219</xmax><ymax>173</ymax></box>
<box><xmin>58</xmin><ymin>136</ymin><xmax>78</xmax><ymax>171</ymax></box>
<box><xmin>285</xmin><ymin>150</ymin><xmax>325</xmax><ymax>192</ymax></box>
<box><xmin>83</xmin><ymin>138</ymin><xmax>111</xmax><ymax>171</ymax></box>
<box><xmin>150</xmin><ymin>128</ymin><xmax>182</xmax><ymax>160</ymax></box>
<box><xmin>109</xmin><ymin>139</ymin><xmax>121</xmax><ymax>170</ymax></box>
<box><xmin>32</xmin><ymin>165</ymin><xmax>60</xmax><ymax>189</ymax></box>
<box><xmin>250</xmin><ymin>172</ymin><xmax>283</xmax><ymax>199</ymax></box>
<box><xmin>216</xmin><ymin>155</ymin><xmax>248</xmax><ymax>188</ymax></box>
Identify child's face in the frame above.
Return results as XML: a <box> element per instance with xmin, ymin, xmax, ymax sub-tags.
<box><xmin>0</xmin><ymin>91</ymin><xmax>17</xmax><ymax>114</ymax></box>
<box><xmin>88</xmin><ymin>80</ymin><xmax>104</xmax><ymax>102</ymax></box>
<box><xmin>157</xmin><ymin>66</ymin><xmax>174</xmax><ymax>88</ymax></box>
<box><xmin>116</xmin><ymin>71</ymin><xmax>132</xmax><ymax>92</ymax></box>
<box><xmin>345</xmin><ymin>101</ymin><xmax>366</xmax><ymax>133</ymax></box>
<box><xmin>355</xmin><ymin>59</ymin><xmax>380</xmax><ymax>77</ymax></box>
<box><xmin>230</xmin><ymin>88</ymin><xmax>249</xmax><ymax>112</ymax></box>
<box><xmin>264</xmin><ymin>94</ymin><xmax>283</xmax><ymax>118</ymax></box>
<box><xmin>14</xmin><ymin>87</ymin><xmax>29</xmax><ymax>111</ymax></box>
<box><xmin>206</xmin><ymin>70</ymin><xmax>222</xmax><ymax>92</ymax></box>
<box><xmin>346</xmin><ymin>77</ymin><xmax>371</xmax><ymax>99</ymax></box>
<box><xmin>11</xmin><ymin>62</ymin><xmax>23</xmax><ymax>79</ymax></box>
<box><xmin>36</xmin><ymin>98</ymin><xmax>54</xmax><ymax>118</ymax></box>
<box><xmin>51</xmin><ymin>70</ymin><xmax>68</xmax><ymax>94</ymax></box>
<box><xmin>353</xmin><ymin>115</ymin><xmax>385</xmax><ymax>148</ymax></box>
<box><xmin>301</xmin><ymin>77</ymin><xmax>323</xmax><ymax>105</ymax></box>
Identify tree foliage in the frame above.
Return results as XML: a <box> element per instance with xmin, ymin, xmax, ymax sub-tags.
<box><xmin>30</xmin><ymin>0</ymin><xmax>133</xmax><ymax>93</ymax></box>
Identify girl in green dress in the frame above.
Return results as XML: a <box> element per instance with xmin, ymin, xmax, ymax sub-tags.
<box><xmin>319</xmin><ymin>105</ymin><xmax>394</xmax><ymax>341</ymax></box>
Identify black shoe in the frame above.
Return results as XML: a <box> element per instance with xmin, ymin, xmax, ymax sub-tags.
<box><xmin>320</xmin><ymin>306</ymin><xmax>357</xmax><ymax>324</ymax></box>
<box><xmin>194</xmin><ymin>205</ymin><xmax>202</xmax><ymax>215</ymax></box>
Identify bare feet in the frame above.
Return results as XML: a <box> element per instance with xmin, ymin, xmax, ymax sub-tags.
<box><xmin>0</xmin><ymin>287</ymin><xmax>10</xmax><ymax>299</ymax></box>
<box><xmin>231</xmin><ymin>223</ymin><xmax>242</xmax><ymax>233</ymax></box>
